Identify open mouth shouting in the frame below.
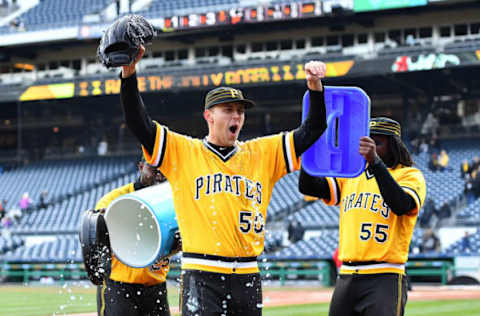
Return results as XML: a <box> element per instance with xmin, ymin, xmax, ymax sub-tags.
<box><xmin>229</xmin><ymin>124</ymin><xmax>239</xmax><ymax>135</ymax></box>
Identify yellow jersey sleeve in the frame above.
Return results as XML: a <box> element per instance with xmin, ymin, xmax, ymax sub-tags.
<box><xmin>322</xmin><ymin>177</ymin><xmax>344</xmax><ymax>206</ymax></box>
<box><xmin>142</xmin><ymin>121</ymin><xmax>194</xmax><ymax>179</ymax></box>
<box><xmin>95</xmin><ymin>183</ymin><xmax>134</xmax><ymax>210</ymax></box>
<box><xmin>396</xmin><ymin>167</ymin><xmax>426</xmax><ymax>216</ymax></box>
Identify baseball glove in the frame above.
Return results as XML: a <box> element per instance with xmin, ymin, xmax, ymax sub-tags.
<box><xmin>97</xmin><ymin>14</ymin><xmax>156</xmax><ymax>68</ymax></box>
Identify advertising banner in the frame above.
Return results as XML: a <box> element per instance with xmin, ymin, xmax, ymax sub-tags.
<box><xmin>17</xmin><ymin>49</ymin><xmax>480</xmax><ymax>102</ymax></box>
<box><xmin>354</xmin><ymin>0</ymin><xmax>427</xmax><ymax>12</ymax></box>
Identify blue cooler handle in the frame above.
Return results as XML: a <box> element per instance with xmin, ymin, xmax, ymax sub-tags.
<box><xmin>326</xmin><ymin>112</ymin><xmax>341</xmax><ymax>153</ymax></box>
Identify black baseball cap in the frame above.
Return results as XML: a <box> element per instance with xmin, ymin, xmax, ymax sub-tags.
<box><xmin>204</xmin><ymin>87</ymin><xmax>255</xmax><ymax>110</ymax></box>
<box><xmin>370</xmin><ymin>117</ymin><xmax>401</xmax><ymax>137</ymax></box>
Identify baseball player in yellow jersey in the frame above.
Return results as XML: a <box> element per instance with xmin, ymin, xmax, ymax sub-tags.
<box><xmin>95</xmin><ymin>159</ymin><xmax>172</xmax><ymax>316</ymax></box>
<box><xmin>299</xmin><ymin>117</ymin><xmax>427</xmax><ymax>316</ymax></box>
<box><xmin>119</xmin><ymin>44</ymin><xmax>328</xmax><ymax>315</ymax></box>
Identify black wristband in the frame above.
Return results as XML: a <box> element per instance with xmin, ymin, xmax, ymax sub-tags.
<box><xmin>367</xmin><ymin>155</ymin><xmax>383</xmax><ymax>172</ymax></box>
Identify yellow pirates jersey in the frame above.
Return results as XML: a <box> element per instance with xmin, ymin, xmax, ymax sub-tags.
<box><xmin>323</xmin><ymin>165</ymin><xmax>426</xmax><ymax>274</ymax></box>
<box><xmin>96</xmin><ymin>183</ymin><xmax>169</xmax><ymax>285</ymax></box>
<box><xmin>143</xmin><ymin>122</ymin><xmax>299</xmax><ymax>274</ymax></box>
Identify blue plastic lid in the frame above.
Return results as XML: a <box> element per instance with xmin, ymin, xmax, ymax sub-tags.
<box><xmin>301</xmin><ymin>86</ymin><xmax>371</xmax><ymax>178</ymax></box>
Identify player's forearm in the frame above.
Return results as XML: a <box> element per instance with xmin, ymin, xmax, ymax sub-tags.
<box><xmin>368</xmin><ymin>158</ymin><xmax>416</xmax><ymax>215</ymax></box>
<box><xmin>120</xmin><ymin>73</ymin><xmax>156</xmax><ymax>154</ymax></box>
<box><xmin>298</xmin><ymin>168</ymin><xmax>331</xmax><ymax>199</ymax></box>
<box><xmin>293</xmin><ymin>89</ymin><xmax>327</xmax><ymax>156</ymax></box>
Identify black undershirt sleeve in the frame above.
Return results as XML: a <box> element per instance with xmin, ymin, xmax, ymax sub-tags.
<box><xmin>293</xmin><ymin>89</ymin><xmax>327</xmax><ymax>156</ymax></box>
<box><xmin>298</xmin><ymin>168</ymin><xmax>331</xmax><ymax>200</ymax></box>
<box><xmin>120</xmin><ymin>73</ymin><xmax>156</xmax><ymax>155</ymax></box>
<box><xmin>368</xmin><ymin>159</ymin><xmax>417</xmax><ymax>216</ymax></box>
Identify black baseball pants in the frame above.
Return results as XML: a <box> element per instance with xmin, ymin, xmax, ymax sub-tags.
<box><xmin>180</xmin><ymin>270</ymin><xmax>262</xmax><ymax>316</ymax></box>
<box><xmin>329</xmin><ymin>273</ymin><xmax>408</xmax><ymax>316</ymax></box>
<box><xmin>97</xmin><ymin>278</ymin><xmax>170</xmax><ymax>316</ymax></box>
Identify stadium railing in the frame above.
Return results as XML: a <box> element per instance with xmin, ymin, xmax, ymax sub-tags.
<box><xmin>406</xmin><ymin>260</ymin><xmax>454</xmax><ymax>285</ymax></box>
<box><xmin>0</xmin><ymin>260</ymin><xmax>332</xmax><ymax>286</ymax></box>
<box><xmin>0</xmin><ymin>259</ymin><xmax>459</xmax><ymax>286</ymax></box>
<box><xmin>0</xmin><ymin>262</ymin><xmax>86</xmax><ymax>283</ymax></box>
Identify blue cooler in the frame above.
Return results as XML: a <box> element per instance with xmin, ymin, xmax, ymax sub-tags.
<box><xmin>301</xmin><ymin>86</ymin><xmax>371</xmax><ymax>178</ymax></box>
<box><xmin>104</xmin><ymin>182</ymin><xmax>178</xmax><ymax>268</ymax></box>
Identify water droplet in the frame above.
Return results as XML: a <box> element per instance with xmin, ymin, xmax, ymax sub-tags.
<box><xmin>137</xmin><ymin>291</ymin><xmax>142</xmax><ymax>296</ymax></box>
<box><xmin>226</xmin><ymin>294</ymin><xmax>231</xmax><ymax>299</ymax></box>
<box><xmin>216</xmin><ymin>242</ymin><xmax>221</xmax><ymax>246</ymax></box>
<box><xmin>139</xmin><ymin>222</ymin><xmax>143</xmax><ymax>227</ymax></box>
<box><xmin>136</xmin><ymin>233</ymin><xmax>141</xmax><ymax>241</ymax></box>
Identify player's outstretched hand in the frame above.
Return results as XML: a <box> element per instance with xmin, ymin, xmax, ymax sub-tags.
<box><xmin>122</xmin><ymin>44</ymin><xmax>145</xmax><ymax>78</ymax></box>
<box><xmin>359</xmin><ymin>136</ymin><xmax>377</xmax><ymax>164</ymax></box>
<box><xmin>305</xmin><ymin>60</ymin><xmax>326</xmax><ymax>91</ymax></box>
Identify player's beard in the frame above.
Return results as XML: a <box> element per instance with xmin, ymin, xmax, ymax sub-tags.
<box><xmin>380</xmin><ymin>152</ymin><xmax>395</xmax><ymax>168</ymax></box>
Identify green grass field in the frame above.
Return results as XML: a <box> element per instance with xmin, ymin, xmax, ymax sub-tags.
<box><xmin>0</xmin><ymin>284</ymin><xmax>479</xmax><ymax>316</ymax></box>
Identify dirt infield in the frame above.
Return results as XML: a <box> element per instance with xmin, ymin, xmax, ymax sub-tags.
<box><xmin>263</xmin><ymin>286</ymin><xmax>480</xmax><ymax>305</ymax></box>
<box><xmin>68</xmin><ymin>285</ymin><xmax>480</xmax><ymax>316</ymax></box>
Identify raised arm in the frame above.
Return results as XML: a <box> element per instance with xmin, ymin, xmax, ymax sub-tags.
<box><xmin>298</xmin><ymin>168</ymin><xmax>331</xmax><ymax>200</ymax></box>
<box><xmin>359</xmin><ymin>136</ymin><xmax>416</xmax><ymax>215</ymax></box>
<box><xmin>293</xmin><ymin>61</ymin><xmax>328</xmax><ymax>156</ymax></box>
<box><xmin>120</xmin><ymin>45</ymin><xmax>156</xmax><ymax>155</ymax></box>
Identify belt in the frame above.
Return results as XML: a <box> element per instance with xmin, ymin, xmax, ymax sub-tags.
<box><xmin>340</xmin><ymin>261</ymin><xmax>405</xmax><ymax>272</ymax></box>
<box><xmin>182</xmin><ymin>252</ymin><xmax>258</xmax><ymax>269</ymax></box>
<box><xmin>343</xmin><ymin>261</ymin><xmax>387</xmax><ymax>266</ymax></box>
